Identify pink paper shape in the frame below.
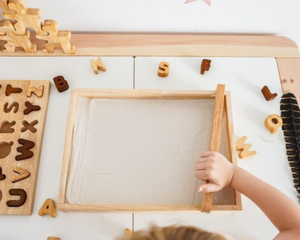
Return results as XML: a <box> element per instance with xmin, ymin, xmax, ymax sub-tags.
<box><xmin>185</xmin><ymin>0</ymin><xmax>198</xmax><ymax>3</ymax></box>
<box><xmin>202</xmin><ymin>0</ymin><xmax>211</xmax><ymax>5</ymax></box>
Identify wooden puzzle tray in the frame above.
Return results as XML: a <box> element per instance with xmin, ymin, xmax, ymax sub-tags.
<box><xmin>0</xmin><ymin>80</ymin><xmax>50</xmax><ymax>215</ymax></box>
<box><xmin>58</xmin><ymin>89</ymin><xmax>241</xmax><ymax>212</ymax></box>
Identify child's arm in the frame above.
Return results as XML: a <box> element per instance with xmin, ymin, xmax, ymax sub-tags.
<box><xmin>195</xmin><ymin>151</ymin><xmax>300</xmax><ymax>240</ymax></box>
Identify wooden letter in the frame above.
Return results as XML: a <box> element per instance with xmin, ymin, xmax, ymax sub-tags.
<box><xmin>261</xmin><ymin>86</ymin><xmax>277</xmax><ymax>101</ymax></box>
<box><xmin>201</xmin><ymin>59</ymin><xmax>211</xmax><ymax>75</ymax></box>
<box><xmin>27</xmin><ymin>85</ymin><xmax>44</xmax><ymax>98</ymax></box>
<box><xmin>21</xmin><ymin>120</ymin><xmax>38</xmax><ymax>133</ymax></box>
<box><xmin>0</xmin><ymin>141</ymin><xmax>13</xmax><ymax>159</ymax></box>
<box><xmin>53</xmin><ymin>76</ymin><xmax>69</xmax><ymax>93</ymax></box>
<box><xmin>15</xmin><ymin>139</ymin><xmax>35</xmax><ymax>161</ymax></box>
<box><xmin>236</xmin><ymin>136</ymin><xmax>257</xmax><ymax>159</ymax></box>
<box><xmin>158</xmin><ymin>62</ymin><xmax>170</xmax><ymax>77</ymax></box>
<box><xmin>0</xmin><ymin>121</ymin><xmax>16</xmax><ymax>133</ymax></box>
<box><xmin>3</xmin><ymin>102</ymin><xmax>19</xmax><ymax>113</ymax></box>
<box><xmin>0</xmin><ymin>167</ymin><xmax>6</xmax><ymax>180</ymax></box>
<box><xmin>12</xmin><ymin>167</ymin><xmax>30</xmax><ymax>183</ymax></box>
<box><xmin>265</xmin><ymin>114</ymin><xmax>283</xmax><ymax>134</ymax></box>
<box><xmin>23</xmin><ymin>101</ymin><xmax>41</xmax><ymax>115</ymax></box>
<box><xmin>5</xmin><ymin>84</ymin><xmax>22</xmax><ymax>96</ymax></box>
<box><xmin>6</xmin><ymin>189</ymin><xmax>27</xmax><ymax>207</ymax></box>
<box><xmin>90</xmin><ymin>57</ymin><xmax>107</xmax><ymax>74</ymax></box>
<box><xmin>38</xmin><ymin>198</ymin><xmax>57</xmax><ymax>218</ymax></box>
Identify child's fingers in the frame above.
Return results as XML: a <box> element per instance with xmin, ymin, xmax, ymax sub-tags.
<box><xmin>195</xmin><ymin>162</ymin><xmax>206</xmax><ymax>171</ymax></box>
<box><xmin>194</xmin><ymin>170</ymin><xmax>207</xmax><ymax>181</ymax></box>
<box><xmin>200</xmin><ymin>151</ymin><xmax>213</xmax><ymax>158</ymax></box>
<box><xmin>198</xmin><ymin>183</ymin><xmax>221</xmax><ymax>193</ymax></box>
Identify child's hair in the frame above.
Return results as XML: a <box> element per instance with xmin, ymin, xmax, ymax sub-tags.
<box><xmin>121</xmin><ymin>225</ymin><xmax>227</xmax><ymax>240</ymax></box>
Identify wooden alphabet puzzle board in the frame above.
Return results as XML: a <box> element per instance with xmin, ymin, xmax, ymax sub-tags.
<box><xmin>0</xmin><ymin>80</ymin><xmax>50</xmax><ymax>215</ymax></box>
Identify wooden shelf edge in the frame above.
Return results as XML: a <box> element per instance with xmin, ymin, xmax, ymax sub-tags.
<box><xmin>0</xmin><ymin>34</ymin><xmax>299</xmax><ymax>57</ymax></box>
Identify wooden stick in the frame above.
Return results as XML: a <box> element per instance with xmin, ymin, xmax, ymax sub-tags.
<box><xmin>201</xmin><ymin>84</ymin><xmax>225</xmax><ymax>213</ymax></box>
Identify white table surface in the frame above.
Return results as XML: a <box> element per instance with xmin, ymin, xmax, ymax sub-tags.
<box><xmin>0</xmin><ymin>56</ymin><xmax>297</xmax><ymax>240</ymax></box>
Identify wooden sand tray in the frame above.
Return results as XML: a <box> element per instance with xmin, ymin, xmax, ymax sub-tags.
<box><xmin>58</xmin><ymin>88</ymin><xmax>241</xmax><ymax>212</ymax></box>
<box><xmin>0</xmin><ymin>80</ymin><xmax>50</xmax><ymax>215</ymax></box>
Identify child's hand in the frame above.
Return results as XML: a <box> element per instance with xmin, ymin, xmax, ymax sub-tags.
<box><xmin>194</xmin><ymin>151</ymin><xmax>235</xmax><ymax>193</ymax></box>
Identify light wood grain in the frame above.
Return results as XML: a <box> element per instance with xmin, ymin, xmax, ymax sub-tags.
<box><xmin>0</xmin><ymin>80</ymin><xmax>50</xmax><ymax>215</ymax></box>
<box><xmin>58</xmin><ymin>88</ymin><xmax>240</xmax><ymax>212</ymax></box>
<box><xmin>0</xmin><ymin>34</ymin><xmax>298</xmax><ymax>57</ymax></box>
<box><xmin>276</xmin><ymin>57</ymin><xmax>300</xmax><ymax>104</ymax></box>
<box><xmin>201</xmin><ymin>84</ymin><xmax>225</xmax><ymax>213</ymax></box>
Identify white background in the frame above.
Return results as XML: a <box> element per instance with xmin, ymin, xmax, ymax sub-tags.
<box><xmin>24</xmin><ymin>0</ymin><xmax>300</xmax><ymax>49</ymax></box>
<box><xmin>1</xmin><ymin>1</ymin><xmax>300</xmax><ymax>240</ymax></box>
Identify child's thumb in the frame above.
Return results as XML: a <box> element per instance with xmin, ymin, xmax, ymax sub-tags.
<box><xmin>198</xmin><ymin>183</ymin><xmax>219</xmax><ymax>193</ymax></box>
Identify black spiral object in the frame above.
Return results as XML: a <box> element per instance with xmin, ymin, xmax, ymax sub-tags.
<box><xmin>280</xmin><ymin>92</ymin><xmax>300</xmax><ymax>202</ymax></box>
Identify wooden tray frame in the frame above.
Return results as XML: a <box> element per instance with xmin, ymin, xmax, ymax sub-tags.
<box><xmin>58</xmin><ymin>89</ymin><xmax>241</xmax><ymax>212</ymax></box>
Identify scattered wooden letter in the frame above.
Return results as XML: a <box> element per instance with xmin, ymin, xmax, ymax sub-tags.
<box><xmin>201</xmin><ymin>59</ymin><xmax>211</xmax><ymax>75</ymax></box>
<box><xmin>265</xmin><ymin>114</ymin><xmax>282</xmax><ymax>134</ymax></box>
<box><xmin>90</xmin><ymin>57</ymin><xmax>107</xmax><ymax>74</ymax></box>
<box><xmin>158</xmin><ymin>62</ymin><xmax>170</xmax><ymax>77</ymax></box>
<box><xmin>261</xmin><ymin>86</ymin><xmax>277</xmax><ymax>101</ymax></box>
<box><xmin>236</xmin><ymin>136</ymin><xmax>256</xmax><ymax>159</ymax></box>
<box><xmin>53</xmin><ymin>76</ymin><xmax>69</xmax><ymax>93</ymax></box>
<box><xmin>38</xmin><ymin>198</ymin><xmax>57</xmax><ymax>218</ymax></box>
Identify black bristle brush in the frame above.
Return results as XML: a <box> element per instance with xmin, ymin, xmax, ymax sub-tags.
<box><xmin>280</xmin><ymin>92</ymin><xmax>300</xmax><ymax>202</ymax></box>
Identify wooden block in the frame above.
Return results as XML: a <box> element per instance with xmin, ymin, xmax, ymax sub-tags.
<box><xmin>201</xmin><ymin>84</ymin><xmax>225</xmax><ymax>213</ymax></box>
<box><xmin>24</xmin><ymin>101</ymin><xmax>41</xmax><ymax>115</ymax></box>
<box><xmin>236</xmin><ymin>136</ymin><xmax>257</xmax><ymax>159</ymax></box>
<box><xmin>0</xmin><ymin>141</ymin><xmax>13</xmax><ymax>159</ymax></box>
<box><xmin>265</xmin><ymin>114</ymin><xmax>283</xmax><ymax>134</ymax></box>
<box><xmin>261</xmin><ymin>85</ymin><xmax>277</xmax><ymax>101</ymax></box>
<box><xmin>27</xmin><ymin>85</ymin><xmax>44</xmax><ymax>98</ymax></box>
<box><xmin>125</xmin><ymin>228</ymin><xmax>132</xmax><ymax>237</ymax></box>
<box><xmin>47</xmin><ymin>237</ymin><xmax>61</xmax><ymax>240</ymax></box>
<box><xmin>0</xmin><ymin>20</ymin><xmax>37</xmax><ymax>53</ymax></box>
<box><xmin>0</xmin><ymin>0</ymin><xmax>17</xmax><ymax>14</ymax></box>
<box><xmin>0</xmin><ymin>80</ymin><xmax>51</xmax><ymax>215</ymax></box>
<box><xmin>53</xmin><ymin>76</ymin><xmax>69</xmax><ymax>93</ymax></box>
<box><xmin>38</xmin><ymin>198</ymin><xmax>57</xmax><ymax>218</ymax></box>
<box><xmin>90</xmin><ymin>57</ymin><xmax>107</xmax><ymax>74</ymax></box>
<box><xmin>201</xmin><ymin>59</ymin><xmax>211</xmax><ymax>75</ymax></box>
<box><xmin>12</xmin><ymin>167</ymin><xmax>30</xmax><ymax>183</ymax></box>
<box><xmin>36</xmin><ymin>20</ymin><xmax>75</xmax><ymax>54</ymax></box>
<box><xmin>6</xmin><ymin>189</ymin><xmax>27</xmax><ymax>207</ymax></box>
<box><xmin>158</xmin><ymin>62</ymin><xmax>169</xmax><ymax>77</ymax></box>
<box><xmin>3</xmin><ymin>0</ymin><xmax>45</xmax><ymax>35</ymax></box>
<box><xmin>0</xmin><ymin>121</ymin><xmax>16</xmax><ymax>133</ymax></box>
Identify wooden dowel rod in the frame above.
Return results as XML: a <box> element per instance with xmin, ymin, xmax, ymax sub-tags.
<box><xmin>201</xmin><ymin>84</ymin><xmax>226</xmax><ymax>213</ymax></box>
